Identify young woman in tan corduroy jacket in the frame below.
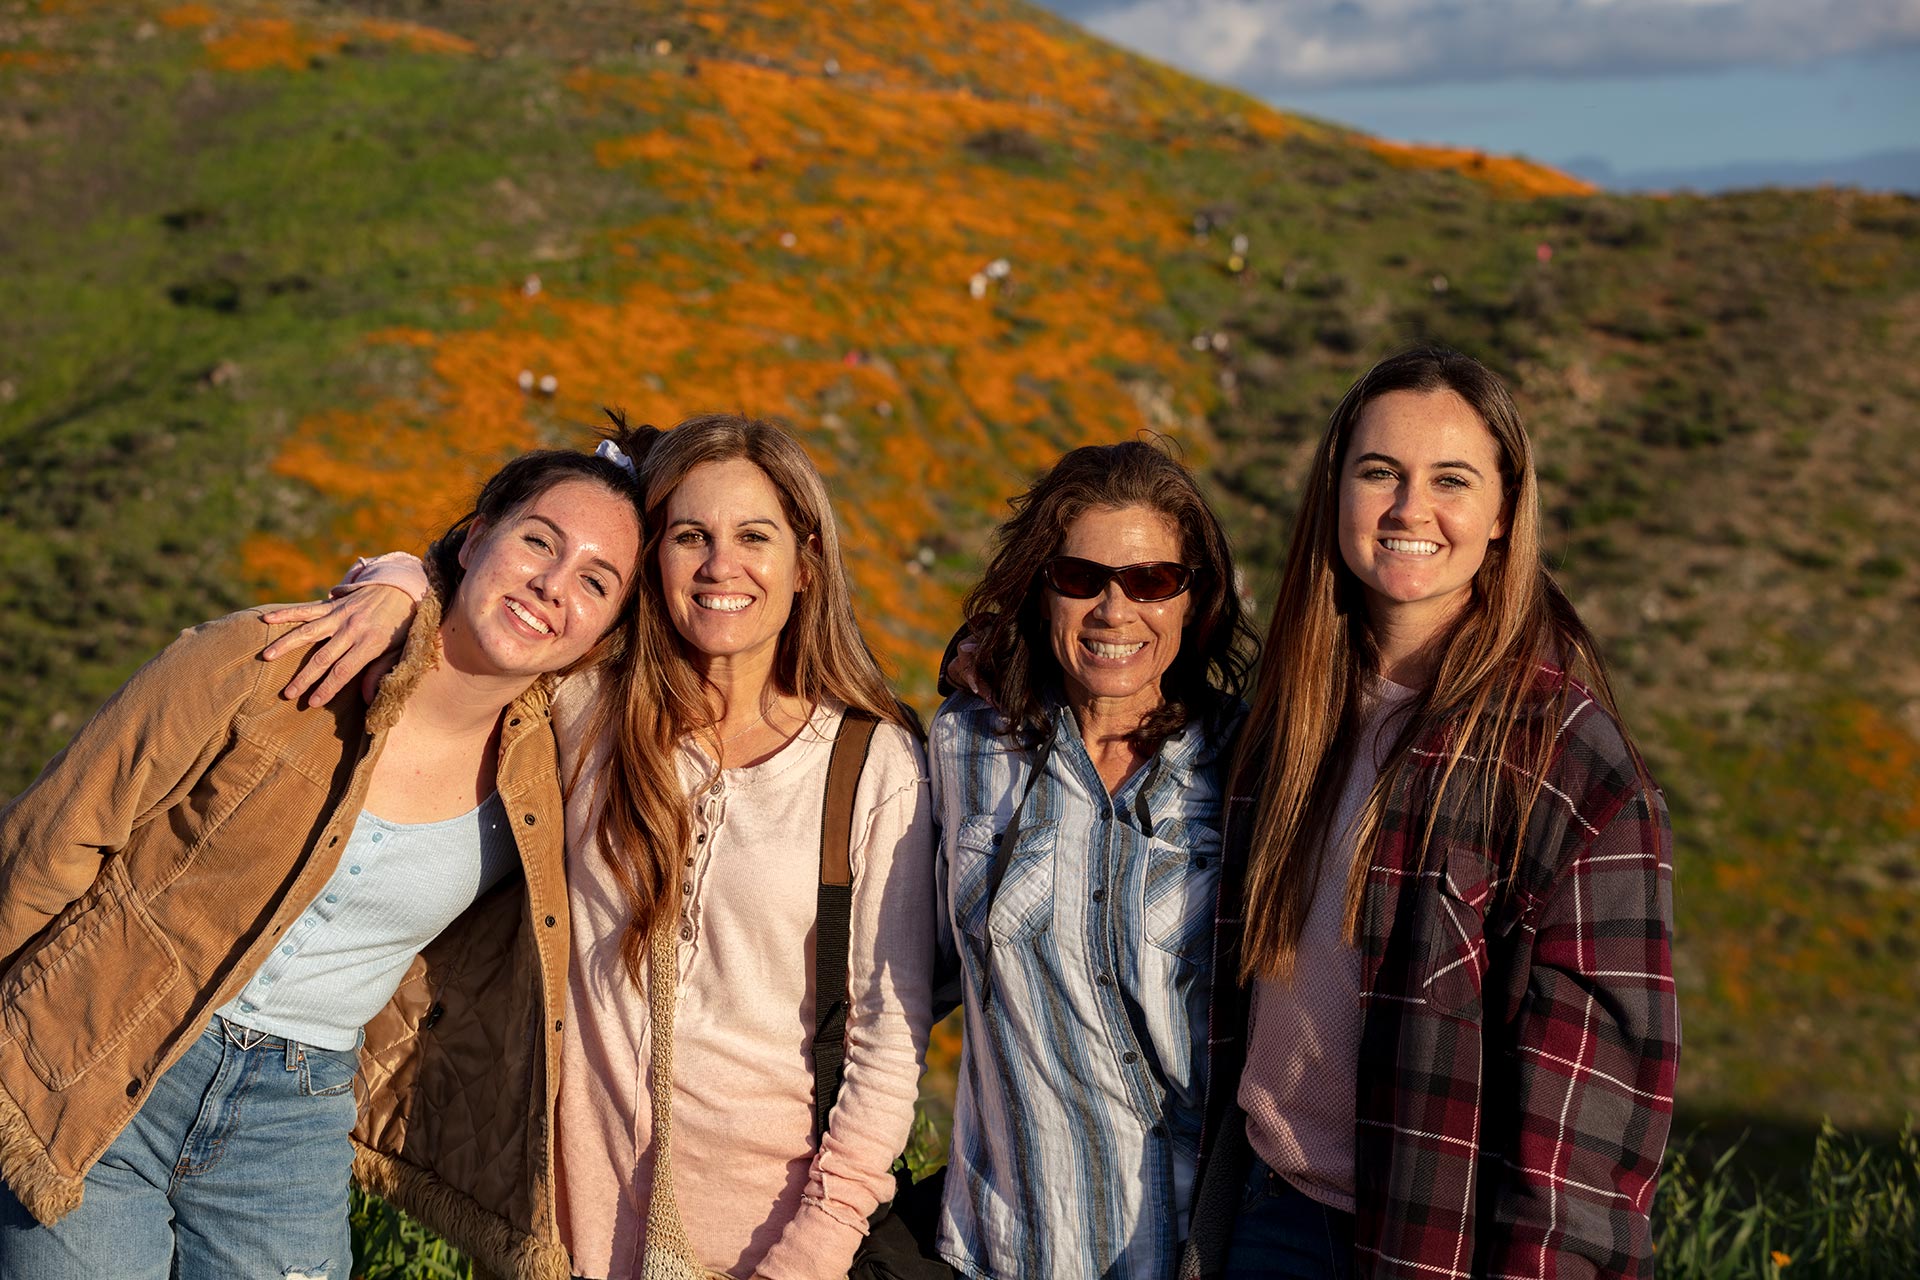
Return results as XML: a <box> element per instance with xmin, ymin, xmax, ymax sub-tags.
<box><xmin>0</xmin><ymin>433</ymin><xmax>652</xmax><ymax>1280</ymax></box>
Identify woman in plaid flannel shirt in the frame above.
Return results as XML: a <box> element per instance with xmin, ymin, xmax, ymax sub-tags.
<box><xmin>1184</xmin><ymin>347</ymin><xmax>1677</xmax><ymax>1280</ymax></box>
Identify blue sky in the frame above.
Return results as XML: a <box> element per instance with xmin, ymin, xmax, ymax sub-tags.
<box><xmin>1035</xmin><ymin>1</ymin><xmax>1920</xmax><ymax>188</ymax></box>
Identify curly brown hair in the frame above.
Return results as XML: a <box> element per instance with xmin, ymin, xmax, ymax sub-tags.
<box><xmin>961</xmin><ymin>440</ymin><xmax>1256</xmax><ymax>746</ymax></box>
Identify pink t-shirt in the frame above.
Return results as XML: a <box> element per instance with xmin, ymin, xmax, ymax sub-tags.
<box><xmin>1238</xmin><ymin>677</ymin><xmax>1418</xmax><ymax>1212</ymax></box>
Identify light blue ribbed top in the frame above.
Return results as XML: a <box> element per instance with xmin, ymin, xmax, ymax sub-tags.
<box><xmin>217</xmin><ymin>792</ymin><xmax>518</xmax><ymax>1050</ymax></box>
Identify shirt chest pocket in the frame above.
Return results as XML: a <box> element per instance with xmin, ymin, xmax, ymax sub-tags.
<box><xmin>1142</xmin><ymin>818</ymin><xmax>1222</xmax><ymax>964</ymax></box>
<box><xmin>951</xmin><ymin>814</ymin><xmax>1057</xmax><ymax>948</ymax></box>
<box><xmin>1422</xmin><ymin>842</ymin><xmax>1498</xmax><ymax>1022</ymax></box>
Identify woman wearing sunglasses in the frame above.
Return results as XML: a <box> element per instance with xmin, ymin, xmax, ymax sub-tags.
<box><xmin>931</xmin><ymin>441</ymin><xmax>1256</xmax><ymax>1279</ymax></box>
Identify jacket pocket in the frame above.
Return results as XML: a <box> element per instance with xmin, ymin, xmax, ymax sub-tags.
<box><xmin>951</xmin><ymin>814</ymin><xmax>1057</xmax><ymax>947</ymax></box>
<box><xmin>163</xmin><ymin>727</ymin><xmax>284</xmax><ymax>869</ymax></box>
<box><xmin>2</xmin><ymin>858</ymin><xmax>183</xmax><ymax>1091</ymax></box>
<box><xmin>1142</xmin><ymin>818</ymin><xmax>1222</xmax><ymax>964</ymax></box>
<box><xmin>1421</xmin><ymin>842</ymin><xmax>1494</xmax><ymax>1023</ymax></box>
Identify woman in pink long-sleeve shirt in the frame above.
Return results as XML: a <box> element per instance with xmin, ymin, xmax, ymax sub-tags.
<box><xmin>269</xmin><ymin>414</ymin><xmax>936</xmax><ymax>1280</ymax></box>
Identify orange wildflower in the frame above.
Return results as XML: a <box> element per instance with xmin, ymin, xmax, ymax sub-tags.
<box><xmin>156</xmin><ymin>3</ymin><xmax>216</xmax><ymax>31</ymax></box>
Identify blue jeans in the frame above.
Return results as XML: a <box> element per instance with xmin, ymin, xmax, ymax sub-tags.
<box><xmin>1223</xmin><ymin>1156</ymin><xmax>1355</xmax><ymax>1280</ymax></box>
<box><xmin>0</xmin><ymin>1017</ymin><xmax>361</xmax><ymax>1280</ymax></box>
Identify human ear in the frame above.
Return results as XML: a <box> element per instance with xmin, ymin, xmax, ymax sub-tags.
<box><xmin>457</xmin><ymin>517</ymin><xmax>492</xmax><ymax>571</ymax></box>
<box><xmin>796</xmin><ymin>533</ymin><xmax>819</xmax><ymax>592</ymax></box>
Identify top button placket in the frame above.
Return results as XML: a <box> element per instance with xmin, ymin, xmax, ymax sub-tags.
<box><xmin>679</xmin><ymin>779</ymin><xmax>725</xmax><ymax>966</ymax></box>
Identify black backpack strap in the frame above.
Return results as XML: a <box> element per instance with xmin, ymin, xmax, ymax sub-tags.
<box><xmin>813</xmin><ymin>709</ymin><xmax>881</xmax><ymax>1140</ymax></box>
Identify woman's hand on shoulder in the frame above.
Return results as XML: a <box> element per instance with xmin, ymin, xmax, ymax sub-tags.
<box><xmin>945</xmin><ymin>637</ymin><xmax>983</xmax><ymax>698</ymax></box>
<box><xmin>261</xmin><ymin>586</ymin><xmax>417</xmax><ymax>707</ymax></box>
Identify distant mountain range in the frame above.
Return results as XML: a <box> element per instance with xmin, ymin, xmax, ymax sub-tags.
<box><xmin>1564</xmin><ymin>147</ymin><xmax>1920</xmax><ymax>195</ymax></box>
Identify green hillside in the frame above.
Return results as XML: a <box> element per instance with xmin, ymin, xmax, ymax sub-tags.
<box><xmin>2</xmin><ymin>0</ymin><xmax>1917</xmax><ymax>1140</ymax></box>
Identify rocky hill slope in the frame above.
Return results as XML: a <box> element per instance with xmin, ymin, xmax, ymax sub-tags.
<box><xmin>2</xmin><ymin>0</ymin><xmax>1917</xmax><ymax>1132</ymax></box>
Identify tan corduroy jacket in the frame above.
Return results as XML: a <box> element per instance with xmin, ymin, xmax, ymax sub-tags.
<box><xmin>0</xmin><ymin>598</ymin><xmax>573</xmax><ymax>1280</ymax></box>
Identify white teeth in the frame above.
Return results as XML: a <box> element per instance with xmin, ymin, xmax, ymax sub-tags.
<box><xmin>1084</xmin><ymin>639</ymin><xmax>1146</xmax><ymax>659</ymax></box>
<box><xmin>1382</xmin><ymin>538</ymin><xmax>1440</xmax><ymax>555</ymax></box>
<box><xmin>695</xmin><ymin>594</ymin><xmax>752</xmax><ymax>613</ymax></box>
<box><xmin>505</xmin><ymin>599</ymin><xmax>551</xmax><ymax>634</ymax></box>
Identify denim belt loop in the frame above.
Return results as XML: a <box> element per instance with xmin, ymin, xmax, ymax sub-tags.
<box><xmin>286</xmin><ymin>1038</ymin><xmax>300</xmax><ymax>1071</ymax></box>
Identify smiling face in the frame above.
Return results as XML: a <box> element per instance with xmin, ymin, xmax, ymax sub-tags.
<box><xmin>1045</xmin><ymin>504</ymin><xmax>1190</xmax><ymax>724</ymax></box>
<box><xmin>1337</xmin><ymin>387</ymin><xmax>1509</xmax><ymax>647</ymax></box>
<box><xmin>657</xmin><ymin>457</ymin><xmax>809</xmax><ymax>672</ymax></box>
<box><xmin>445</xmin><ymin>476</ymin><xmax>640</xmax><ymax>679</ymax></box>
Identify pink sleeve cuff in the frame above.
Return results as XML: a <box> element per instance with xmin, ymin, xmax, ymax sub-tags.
<box><xmin>335</xmin><ymin>551</ymin><xmax>429</xmax><ymax>603</ymax></box>
<box><xmin>753</xmin><ymin>1198</ymin><xmax>867</xmax><ymax>1280</ymax></box>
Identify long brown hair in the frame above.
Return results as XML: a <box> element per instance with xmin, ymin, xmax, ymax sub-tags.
<box><xmin>586</xmin><ymin>411</ymin><xmax>914</xmax><ymax>984</ymax></box>
<box><xmin>961</xmin><ymin>440</ymin><xmax>1257</xmax><ymax>748</ymax></box>
<box><xmin>1237</xmin><ymin>347</ymin><xmax>1635</xmax><ymax>981</ymax></box>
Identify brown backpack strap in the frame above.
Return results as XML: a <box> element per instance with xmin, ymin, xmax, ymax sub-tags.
<box><xmin>813</xmin><ymin>709</ymin><xmax>880</xmax><ymax>1139</ymax></box>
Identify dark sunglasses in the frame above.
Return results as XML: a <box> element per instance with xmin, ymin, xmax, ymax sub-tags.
<box><xmin>1041</xmin><ymin>556</ymin><xmax>1200</xmax><ymax>603</ymax></box>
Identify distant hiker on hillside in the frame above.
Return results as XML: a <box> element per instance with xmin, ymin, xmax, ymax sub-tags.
<box><xmin>0</xmin><ymin>433</ymin><xmax>651</xmax><ymax>1280</ymax></box>
<box><xmin>931</xmin><ymin>441</ymin><xmax>1256</xmax><ymax>1279</ymax></box>
<box><xmin>267</xmin><ymin>414</ymin><xmax>936</xmax><ymax>1280</ymax></box>
<box><xmin>1184</xmin><ymin>347</ymin><xmax>1677</xmax><ymax>1280</ymax></box>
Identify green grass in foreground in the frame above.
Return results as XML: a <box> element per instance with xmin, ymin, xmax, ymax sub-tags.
<box><xmin>1654</xmin><ymin>1123</ymin><xmax>1920</xmax><ymax>1279</ymax></box>
<box><xmin>350</xmin><ymin>1121</ymin><xmax>1920</xmax><ymax>1279</ymax></box>
<box><xmin>350</xmin><ymin>1186</ymin><xmax>473</xmax><ymax>1280</ymax></box>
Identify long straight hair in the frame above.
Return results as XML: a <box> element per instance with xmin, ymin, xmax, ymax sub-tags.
<box><xmin>585</xmin><ymin>412</ymin><xmax>914</xmax><ymax>985</ymax></box>
<box><xmin>1236</xmin><ymin>347</ymin><xmax>1635</xmax><ymax>982</ymax></box>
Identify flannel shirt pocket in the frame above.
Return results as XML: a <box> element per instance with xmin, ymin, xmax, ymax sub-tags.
<box><xmin>1421</xmin><ymin>843</ymin><xmax>1495</xmax><ymax>1022</ymax></box>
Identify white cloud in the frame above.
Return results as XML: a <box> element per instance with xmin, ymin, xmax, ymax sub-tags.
<box><xmin>1068</xmin><ymin>0</ymin><xmax>1920</xmax><ymax>91</ymax></box>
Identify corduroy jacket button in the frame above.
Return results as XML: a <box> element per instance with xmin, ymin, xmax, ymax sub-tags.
<box><xmin>126</xmin><ymin>1078</ymin><xmax>140</xmax><ymax>1098</ymax></box>
<box><xmin>509</xmin><ymin>717</ymin><xmax>521</xmax><ymax>727</ymax></box>
<box><xmin>523</xmin><ymin>813</ymin><xmax>537</xmax><ymax>826</ymax></box>
<box><xmin>544</xmin><ymin>915</ymin><xmax>557</xmax><ymax>927</ymax></box>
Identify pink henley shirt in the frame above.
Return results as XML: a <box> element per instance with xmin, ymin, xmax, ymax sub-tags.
<box><xmin>554</xmin><ymin>680</ymin><xmax>935</xmax><ymax>1280</ymax></box>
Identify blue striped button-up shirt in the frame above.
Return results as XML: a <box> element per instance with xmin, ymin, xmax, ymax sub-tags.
<box><xmin>931</xmin><ymin>693</ymin><xmax>1234</xmax><ymax>1280</ymax></box>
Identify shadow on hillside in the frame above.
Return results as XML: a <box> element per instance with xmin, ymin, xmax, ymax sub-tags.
<box><xmin>1671</xmin><ymin>1106</ymin><xmax>1914</xmax><ymax>1181</ymax></box>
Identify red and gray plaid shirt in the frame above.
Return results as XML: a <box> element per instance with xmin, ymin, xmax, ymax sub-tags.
<box><xmin>1185</xmin><ymin>670</ymin><xmax>1677</xmax><ymax>1279</ymax></box>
